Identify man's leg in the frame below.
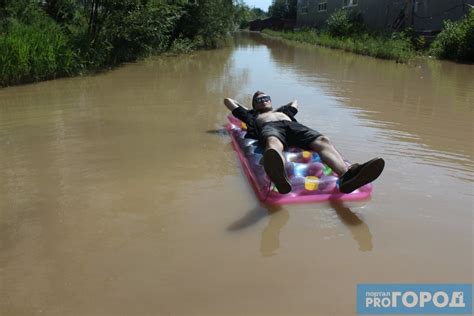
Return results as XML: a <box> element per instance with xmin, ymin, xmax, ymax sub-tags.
<box><xmin>266</xmin><ymin>136</ymin><xmax>284</xmax><ymax>153</ymax></box>
<box><xmin>309</xmin><ymin>136</ymin><xmax>384</xmax><ymax>193</ymax></box>
<box><xmin>263</xmin><ymin>136</ymin><xmax>291</xmax><ymax>194</ymax></box>
<box><xmin>309</xmin><ymin>136</ymin><xmax>348</xmax><ymax>176</ymax></box>
<box><xmin>287</xmin><ymin>122</ymin><xmax>348</xmax><ymax>176</ymax></box>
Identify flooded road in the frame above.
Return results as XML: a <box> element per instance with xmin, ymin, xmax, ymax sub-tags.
<box><xmin>1</xmin><ymin>32</ymin><xmax>472</xmax><ymax>315</ymax></box>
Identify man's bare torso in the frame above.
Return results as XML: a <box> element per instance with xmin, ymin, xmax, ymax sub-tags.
<box><xmin>256</xmin><ymin>111</ymin><xmax>292</xmax><ymax>126</ymax></box>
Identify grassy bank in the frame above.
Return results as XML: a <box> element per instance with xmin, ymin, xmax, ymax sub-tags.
<box><xmin>0</xmin><ymin>17</ymin><xmax>77</xmax><ymax>85</ymax></box>
<box><xmin>262</xmin><ymin>8</ymin><xmax>473</xmax><ymax>64</ymax></box>
<box><xmin>0</xmin><ymin>0</ymin><xmax>259</xmax><ymax>87</ymax></box>
<box><xmin>262</xmin><ymin>29</ymin><xmax>416</xmax><ymax>63</ymax></box>
<box><xmin>261</xmin><ymin>8</ymin><xmax>416</xmax><ymax>63</ymax></box>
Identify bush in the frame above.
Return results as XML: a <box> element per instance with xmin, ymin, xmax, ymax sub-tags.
<box><xmin>176</xmin><ymin>0</ymin><xmax>235</xmax><ymax>48</ymax></box>
<box><xmin>169</xmin><ymin>37</ymin><xmax>200</xmax><ymax>54</ymax></box>
<box><xmin>263</xmin><ymin>29</ymin><xmax>415</xmax><ymax>63</ymax></box>
<box><xmin>326</xmin><ymin>9</ymin><xmax>364</xmax><ymax>37</ymax></box>
<box><xmin>429</xmin><ymin>9</ymin><xmax>474</xmax><ymax>62</ymax></box>
<box><xmin>99</xmin><ymin>2</ymin><xmax>182</xmax><ymax>64</ymax></box>
<box><xmin>0</xmin><ymin>0</ymin><xmax>239</xmax><ymax>86</ymax></box>
<box><xmin>0</xmin><ymin>15</ymin><xmax>76</xmax><ymax>85</ymax></box>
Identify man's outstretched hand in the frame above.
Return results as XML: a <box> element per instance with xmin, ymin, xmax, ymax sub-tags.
<box><xmin>224</xmin><ymin>98</ymin><xmax>248</xmax><ymax>111</ymax></box>
<box><xmin>288</xmin><ymin>100</ymin><xmax>298</xmax><ymax>108</ymax></box>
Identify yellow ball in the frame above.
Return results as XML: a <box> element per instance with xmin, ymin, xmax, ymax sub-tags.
<box><xmin>304</xmin><ymin>176</ymin><xmax>319</xmax><ymax>191</ymax></box>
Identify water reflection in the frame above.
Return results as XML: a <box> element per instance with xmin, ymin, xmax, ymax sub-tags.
<box><xmin>226</xmin><ymin>203</ymin><xmax>288</xmax><ymax>256</ymax></box>
<box><xmin>227</xmin><ymin>201</ymin><xmax>372</xmax><ymax>255</ymax></box>
<box><xmin>226</xmin><ymin>203</ymin><xmax>288</xmax><ymax>257</ymax></box>
<box><xmin>329</xmin><ymin>200</ymin><xmax>373</xmax><ymax>252</ymax></box>
<box><xmin>260</xmin><ymin>207</ymin><xmax>289</xmax><ymax>257</ymax></box>
<box><xmin>226</xmin><ymin>205</ymin><xmax>270</xmax><ymax>231</ymax></box>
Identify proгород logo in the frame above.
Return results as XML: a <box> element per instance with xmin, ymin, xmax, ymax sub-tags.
<box><xmin>357</xmin><ymin>284</ymin><xmax>472</xmax><ymax>314</ymax></box>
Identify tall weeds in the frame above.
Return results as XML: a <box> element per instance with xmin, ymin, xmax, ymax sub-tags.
<box><xmin>429</xmin><ymin>9</ymin><xmax>474</xmax><ymax>62</ymax></box>
<box><xmin>263</xmin><ymin>29</ymin><xmax>415</xmax><ymax>63</ymax></box>
<box><xmin>0</xmin><ymin>0</ymin><xmax>241</xmax><ymax>86</ymax></box>
<box><xmin>0</xmin><ymin>16</ymin><xmax>76</xmax><ymax>85</ymax></box>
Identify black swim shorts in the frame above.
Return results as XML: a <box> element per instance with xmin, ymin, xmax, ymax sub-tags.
<box><xmin>259</xmin><ymin>121</ymin><xmax>322</xmax><ymax>149</ymax></box>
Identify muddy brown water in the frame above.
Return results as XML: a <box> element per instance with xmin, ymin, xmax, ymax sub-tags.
<box><xmin>1</xmin><ymin>32</ymin><xmax>472</xmax><ymax>315</ymax></box>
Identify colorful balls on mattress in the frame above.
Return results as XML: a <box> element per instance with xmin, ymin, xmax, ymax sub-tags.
<box><xmin>301</xmin><ymin>151</ymin><xmax>312</xmax><ymax>163</ymax></box>
<box><xmin>304</xmin><ymin>176</ymin><xmax>319</xmax><ymax>191</ymax></box>
<box><xmin>318</xmin><ymin>175</ymin><xmax>338</xmax><ymax>193</ymax></box>
<box><xmin>306</xmin><ymin>162</ymin><xmax>324</xmax><ymax>178</ymax></box>
<box><xmin>311</xmin><ymin>153</ymin><xmax>322</xmax><ymax>162</ymax></box>
<box><xmin>286</xmin><ymin>151</ymin><xmax>312</xmax><ymax>163</ymax></box>
<box><xmin>289</xmin><ymin>176</ymin><xmax>320</xmax><ymax>194</ymax></box>
<box><xmin>288</xmin><ymin>175</ymin><xmax>339</xmax><ymax>194</ymax></box>
<box><xmin>285</xmin><ymin>152</ymin><xmax>298</xmax><ymax>162</ymax></box>
<box><xmin>286</xmin><ymin>162</ymin><xmax>329</xmax><ymax>178</ymax></box>
<box><xmin>289</xmin><ymin>175</ymin><xmax>306</xmax><ymax>194</ymax></box>
<box><xmin>292</xmin><ymin>163</ymin><xmax>308</xmax><ymax>177</ymax></box>
<box><xmin>322</xmin><ymin>165</ymin><xmax>333</xmax><ymax>176</ymax></box>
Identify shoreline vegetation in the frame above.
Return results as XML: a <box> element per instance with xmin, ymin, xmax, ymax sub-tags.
<box><xmin>0</xmin><ymin>0</ymin><xmax>265</xmax><ymax>87</ymax></box>
<box><xmin>1</xmin><ymin>1</ymin><xmax>472</xmax><ymax>88</ymax></box>
<box><xmin>260</xmin><ymin>8</ymin><xmax>474</xmax><ymax>64</ymax></box>
<box><xmin>262</xmin><ymin>29</ymin><xmax>416</xmax><ymax>63</ymax></box>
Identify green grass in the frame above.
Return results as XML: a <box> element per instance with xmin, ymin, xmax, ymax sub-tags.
<box><xmin>263</xmin><ymin>29</ymin><xmax>416</xmax><ymax>63</ymax></box>
<box><xmin>429</xmin><ymin>9</ymin><xmax>474</xmax><ymax>62</ymax></box>
<box><xmin>0</xmin><ymin>19</ymin><xmax>77</xmax><ymax>86</ymax></box>
<box><xmin>0</xmin><ymin>0</ymin><xmax>238</xmax><ymax>87</ymax></box>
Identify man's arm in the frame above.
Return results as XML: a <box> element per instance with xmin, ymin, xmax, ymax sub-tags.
<box><xmin>277</xmin><ymin>100</ymin><xmax>298</xmax><ymax>119</ymax></box>
<box><xmin>286</xmin><ymin>99</ymin><xmax>298</xmax><ymax>109</ymax></box>
<box><xmin>224</xmin><ymin>98</ymin><xmax>253</xmax><ymax>124</ymax></box>
<box><xmin>224</xmin><ymin>98</ymin><xmax>249</xmax><ymax>111</ymax></box>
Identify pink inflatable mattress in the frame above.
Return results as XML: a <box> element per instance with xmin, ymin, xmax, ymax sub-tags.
<box><xmin>227</xmin><ymin>115</ymin><xmax>372</xmax><ymax>205</ymax></box>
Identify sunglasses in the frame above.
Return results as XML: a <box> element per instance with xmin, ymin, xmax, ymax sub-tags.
<box><xmin>255</xmin><ymin>95</ymin><xmax>271</xmax><ymax>104</ymax></box>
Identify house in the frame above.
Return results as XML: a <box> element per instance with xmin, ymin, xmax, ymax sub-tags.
<box><xmin>296</xmin><ymin>0</ymin><xmax>474</xmax><ymax>33</ymax></box>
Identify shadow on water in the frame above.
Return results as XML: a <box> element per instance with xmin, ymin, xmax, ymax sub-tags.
<box><xmin>227</xmin><ymin>204</ymin><xmax>282</xmax><ymax>231</ymax></box>
<box><xmin>329</xmin><ymin>200</ymin><xmax>373</xmax><ymax>252</ymax></box>
<box><xmin>205</xmin><ymin>128</ymin><xmax>228</xmax><ymax>136</ymax></box>
<box><xmin>227</xmin><ymin>199</ymin><xmax>373</xmax><ymax>256</ymax></box>
<box><xmin>226</xmin><ymin>204</ymin><xmax>288</xmax><ymax>257</ymax></box>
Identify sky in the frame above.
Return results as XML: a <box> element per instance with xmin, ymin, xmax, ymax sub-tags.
<box><xmin>243</xmin><ymin>0</ymin><xmax>272</xmax><ymax>11</ymax></box>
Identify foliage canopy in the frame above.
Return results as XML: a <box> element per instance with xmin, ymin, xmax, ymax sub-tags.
<box><xmin>0</xmin><ymin>0</ymin><xmax>244</xmax><ymax>85</ymax></box>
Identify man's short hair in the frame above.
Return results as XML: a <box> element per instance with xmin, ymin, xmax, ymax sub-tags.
<box><xmin>252</xmin><ymin>90</ymin><xmax>266</xmax><ymax>108</ymax></box>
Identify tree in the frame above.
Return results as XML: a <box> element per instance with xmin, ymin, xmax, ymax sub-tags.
<box><xmin>268</xmin><ymin>0</ymin><xmax>296</xmax><ymax>19</ymax></box>
<box><xmin>234</xmin><ymin>0</ymin><xmax>268</xmax><ymax>28</ymax></box>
